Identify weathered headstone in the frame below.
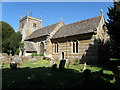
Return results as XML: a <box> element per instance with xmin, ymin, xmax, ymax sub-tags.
<box><xmin>10</xmin><ymin>61</ymin><xmax>17</xmax><ymax>69</ymax></box>
<box><xmin>12</xmin><ymin>55</ymin><xmax>22</xmax><ymax>63</ymax></box>
<box><xmin>83</xmin><ymin>62</ymin><xmax>87</xmax><ymax>71</ymax></box>
<box><xmin>115</xmin><ymin>66</ymin><xmax>120</xmax><ymax>82</ymax></box>
<box><xmin>52</xmin><ymin>64</ymin><xmax>57</xmax><ymax>70</ymax></box>
<box><xmin>1</xmin><ymin>53</ymin><xmax>11</xmax><ymax>64</ymax></box>
<box><xmin>59</xmin><ymin>60</ymin><xmax>66</xmax><ymax>70</ymax></box>
<box><xmin>21</xmin><ymin>57</ymin><xmax>28</xmax><ymax>62</ymax></box>
<box><xmin>82</xmin><ymin>69</ymin><xmax>91</xmax><ymax>82</ymax></box>
<box><xmin>67</xmin><ymin>60</ymin><xmax>72</xmax><ymax>67</ymax></box>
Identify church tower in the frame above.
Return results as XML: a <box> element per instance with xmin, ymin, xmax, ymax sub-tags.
<box><xmin>18</xmin><ymin>15</ymin><xmax>42</xmax><ymax>41</ymax></box>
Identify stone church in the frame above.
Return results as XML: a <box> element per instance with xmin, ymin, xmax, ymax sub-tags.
<box><xmin>18</xmin><ymin>14</ymin><xmax>110</xmax><ymax>65</ymax></box>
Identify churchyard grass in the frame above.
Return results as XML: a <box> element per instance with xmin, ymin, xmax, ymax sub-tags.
<box><xmin>2</xmin><ymin>60</ymin><xmax>113</xmax><ymax>74</ymax></box>
<box><xmin>2</xmin><ymin>60</ymin><xmax>117</xmax><ymax>89</ymax></box>
<box><xmin>110</xmin><ymin>58</ymin><xmax>120</xmax><ymax>60</ymax></box>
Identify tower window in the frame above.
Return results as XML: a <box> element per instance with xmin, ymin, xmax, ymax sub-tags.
<box><xmin>22</xmin><ymin>23</ymin><xmax>24</xmax><ymax>28</ymax></box>
<box><xmin>33</xmin><ymin>23</ymin><xmax>37</xmax><ymax>27</ymax></box>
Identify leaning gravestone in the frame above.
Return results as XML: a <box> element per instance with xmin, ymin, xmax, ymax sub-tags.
<box><xmin>59</xmin><ymin>60</ymin><xmax>66</xmax><ymax>70</ymax></box>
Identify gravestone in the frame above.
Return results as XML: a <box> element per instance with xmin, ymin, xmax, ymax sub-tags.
<box><xmin>10</xmin><ymin>61</ymin><xmax>17</xmax><ymax>69</ymax></box>
<box><xmin>1</xmin><ymin>53</ymin><xmax>10</xmax><ymax>64</ymax></box>
<box><xmin>83</xmin><ymin>62</ymin><xmax>87</xmax><ymax>71</ymax></box>
<box><xmin>52</xmin><ymin>64</ymin><xmax>57</xmax><ymax>70</ymax></box>
<box><xmin>82</xmin><ymin>69</ymin><xmax>91</xmax><ymax>82</ymax></box>
<box><xmin>59</xmin><ymin>59</ymin><xmax>66</xmax><ymax>70</ymax></box>
<box><xmin>21</xmin><ymin>57</ymin><xmax>28</xmax><ymax>62</ymax></box>
<box><xmin>12</xmin><ymin>55</ymin><xmax>22</xmax><ymax>63</ymax></box>
<box><xmin>116</xmin><ymin>66</ymin><xmax>120</xmax><ymax>82</ymax></box>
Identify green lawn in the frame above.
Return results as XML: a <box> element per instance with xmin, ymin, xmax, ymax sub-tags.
<box><xmin>2</xmin><ymin>60</ymin><xmax>118</xmax><ymax>89</ymax></box>
<box><xmin>110</xmin><ymin>58</ymin><xmax>120</xmax><ymax>60</ymax></box>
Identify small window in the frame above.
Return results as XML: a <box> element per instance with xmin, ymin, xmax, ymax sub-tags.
<box><xmin>22</xmin><ymin>23</ymin><xmax>24</xmax><ymax>28</ymax></box>
<box><xmin>72</xmin><ymin>41</ymin><xmax>79</xmax><ymax>53</ymax></box>
<box><xmin>55</xmin><ymin>43</ymin><xmax>58</xmax><ymax>53</ymax></box>
<box><xmin>73</xmin><ymin>42</ymin><xmax>75</xmax><ymax>53</ymax></box>
<box><xmin>76</xmin><ymin>41</ymin><xmax>78</xmax><ymax>53</ymax></box>
<box><xmin>33</xmin><ymin>23</ymin><xmax>37</xmax><ymax>27</ymax></box>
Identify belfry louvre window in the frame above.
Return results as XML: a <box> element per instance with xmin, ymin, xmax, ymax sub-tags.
<box><xmin>72</xmin><ymin>41</ymin><xmax>79</xmax><ymax>53</ymax></box>
<box><xmin>33</xmin><ymin>23</ymin><xmax>37</xmax><ymax>27</ymax></box>
<box><xmin>55</xmin><ymin>43</ymin><xmax>58</xmax><ymax>53</ymax></box>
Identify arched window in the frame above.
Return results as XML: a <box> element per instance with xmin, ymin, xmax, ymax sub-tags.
<box><xmin>76</xmin><ymin>41</ymin><xmax>78</xmax><ymax>53</ymax></box>
<box><xmin>40</xmin><ymin>42</ymin><xmax>44</xmax><ymax>54</ymax></box>
<box><xmin>72</xmin><ymin>41</ymin><xmax>79</xmax><ymax>53</ymax></box>
<box><xmin>73</xmin><ymin>42</ymin><xmax>75</xmax><ymax>53</ymax></box>
<box><xmin>55</xmin><ymin>43</ymin><xmax>58</xmax><ymax>53</ymax></box>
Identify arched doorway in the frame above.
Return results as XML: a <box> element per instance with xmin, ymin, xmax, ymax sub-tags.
<box><xmin>40</xmin><ymin>42</ymin><xmax>44</xmax><ymax>54</ymax></box>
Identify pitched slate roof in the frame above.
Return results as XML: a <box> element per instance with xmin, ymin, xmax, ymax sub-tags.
<box><xmin>25</xmin><ymin>22</ymin><xmax>61</xmax><ymax>40</ymax></box>
<box><xmin>52</xmin><ymin>15</ymin><xmax>102</xmax><ymax>39</ymax></box>
<box><xmin>24</xmin><ymin>41</ymin><xmax>36</xmax><ymax>51</ymax></box>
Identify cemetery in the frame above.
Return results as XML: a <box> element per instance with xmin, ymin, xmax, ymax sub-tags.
<box><xmin>1</xmin><ymin>0</ymin><xmax>120</xmax><ymax>89</ymax></box>
<box><xmin>1</xmin><ymin>53</ymin><xmax>120</xmax><ymax>89</ymax></box>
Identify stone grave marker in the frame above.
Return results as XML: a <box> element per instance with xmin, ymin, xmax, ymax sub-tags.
<box><xmin>10</xmin><ymin>61</ymin><xmax>17</xmax><ymax>69</ymax></box>
<box><xmin>52</xmin><ymin>64</ymin><xmax>57</xmax><ymax>70</ymax></box>
<box><xmin>83</xmin><ymin>62</ymin><xmax>87</xmax><ymax>71</ymax></box>
<box><xmin>59</xmin><ymin>59</ymin><xmax>66</xmax><ymax>70</ymax></box>
<box><xmin>116</xmin><ymin>66</ymin><xmax>120</xmax><ymax>82</ymax></box>
<box><xmin>21</xmin><ymin>57</ymin><xmax>28</xmax><ymax>62</ymax></box>
<box><xmin>12</xmin><ymin>55</ymin><xmax>22</xmax><ymax>63</ymax></box>
<box><xmin>82</xmin><ymin>69</ymin><xmax>91</xmax><ymax>82</ymax></box>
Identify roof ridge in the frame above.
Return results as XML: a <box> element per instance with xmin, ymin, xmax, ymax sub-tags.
<box><xmin>52</xmin><ymin>15</ymin><xmax>102</xmax><ymax>39</ymax></box>
<box><xmin>25</xmin><ymin>21</ymin><xmax>62</xmax><ymax>40</ymax></box>
<box><xmin>34</xmin><ymin>22</ymin><xmax>61</xmax><ymax>32</ymax></box>
<box><xmin>64</xmin><ymin>15</ymin><xmax>101</xmax><ymax>27</ymax></box>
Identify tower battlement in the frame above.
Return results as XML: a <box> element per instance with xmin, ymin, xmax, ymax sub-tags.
<box><xmin>18</xmin><ymin>15</ymin><xmax>42</xmax><ymax>41</ymax></box>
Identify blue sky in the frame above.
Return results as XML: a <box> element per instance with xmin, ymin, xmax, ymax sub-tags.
<box><xmin>2</xmin><ymin>2</ymin><xmax>113</xmax><ymax>32</ymax></box>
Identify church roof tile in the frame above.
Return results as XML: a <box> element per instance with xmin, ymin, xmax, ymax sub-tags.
<box><xmin>25</xmin><ymin>22</ymin><xmax>61</xmax><ymax>40</ymax></box>
<box><xmin>52</xmin><ymin>15</ymin><xmax>102</xmax><ymax>39</ymax></box>
<box><xmin>24</xmin><ymin>41</ymin><xmax>37</xmax><ymax>51</ymax></box>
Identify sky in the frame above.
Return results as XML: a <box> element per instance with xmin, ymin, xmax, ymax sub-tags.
<box><xmin>2</xmin><ymin>2</ymin><xmax>113</xmax><ymax>32</ymax></box>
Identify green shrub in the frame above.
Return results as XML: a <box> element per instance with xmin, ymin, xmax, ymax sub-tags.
<box><xmin>31</xmin><ymin>53</ymin><xmax>44</xmax><ymax>58</ymax></box>
<box><xmin>38</xmin><ymin>53</ymin><xmax>44</xmax><ymax>56</ymax></box>
<box><xmin>15</xmin><ymin>49</ymin><xmax>20</xmax><ymax>55</ymax></box>
<box><xmin>43</xmin><ymin>57</ymin><xmax>46</xmax><ymax>60</ymax></box>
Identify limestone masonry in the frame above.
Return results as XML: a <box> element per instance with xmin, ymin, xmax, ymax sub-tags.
<box><xmin>18</xmin><ymin>14</ymin><xmax>110</xmax><ymax>65</ymax></box>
